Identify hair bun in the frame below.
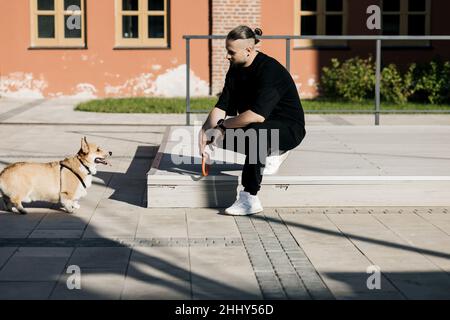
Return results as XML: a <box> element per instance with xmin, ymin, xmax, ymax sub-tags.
<box><xmin>254</xmin><ymin>28</ymin><xmax>263</xmax><ymax>36</ymax></box>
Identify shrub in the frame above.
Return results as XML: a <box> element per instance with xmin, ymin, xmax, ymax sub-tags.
<box><xmin>380</xmin><ymin>63</ymin><xmax>416</xmax><ymax>104</ymax></box>
<box><xmin>412</xmin><ymin>59</ymin><xmax>450</xmax><ymax>104</ymax></box>
<box><xmin>320</xmin><ymin>56</ymin><xmax>375</xmax><ymax>102</ymax></box>
<box><xmin>320</xmin><ymin>56</ymin><xmax>450</xmax><ymax>104</ymax></box>
<box><xmin>320</xmin><ymin>58</ymin><xmax>341</xmax><ymax>99</ymax></box>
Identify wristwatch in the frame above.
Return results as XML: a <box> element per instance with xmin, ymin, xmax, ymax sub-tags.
<box><xmin>216</xmin><ymin>119</ymin><xmax>227</xmax><ymax>131</ymax></box>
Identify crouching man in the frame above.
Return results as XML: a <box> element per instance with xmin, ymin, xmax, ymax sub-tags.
<box><xmin>199</xmin><ymin>25</ymin><xmax>306</xmax><ymax>215</ymax></box>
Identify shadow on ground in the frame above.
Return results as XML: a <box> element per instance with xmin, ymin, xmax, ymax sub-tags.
<box><xmin>0</xmin><ymin>199</ymin><xmax>259</xmax><ymax>299</ymax></box>
<box><xmin>94</xmin><ymin>146</ymin><xmax>159</xmax><ymax>207</ymax></box>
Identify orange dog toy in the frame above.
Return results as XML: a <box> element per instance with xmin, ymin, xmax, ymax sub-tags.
<box><xmin>202</xmin><ymin>136</ymin><xmax>215</xmax><ymax>176</ymax></box>
<box><xmin>201</xmin><ymin>154</ymin><xmax>210</xmax><ymax>176</ymax></box>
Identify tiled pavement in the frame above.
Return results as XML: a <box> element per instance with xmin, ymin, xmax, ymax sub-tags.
<box><xmin>0</xmin><ymin>98</ymin><xmax>450</xmax><ymax>300</ymax></box>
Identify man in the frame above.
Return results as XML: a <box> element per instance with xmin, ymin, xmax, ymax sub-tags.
<box><xmin>199</xmin><ymin>25</ymin><xmax>306</xmax><ymax>215</ymax></box>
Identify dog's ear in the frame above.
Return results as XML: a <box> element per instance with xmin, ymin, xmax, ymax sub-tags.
<box><xmin>81</xmin><ymin>137</ymin><xmax>89</xmax><ymax>154</ymax></box>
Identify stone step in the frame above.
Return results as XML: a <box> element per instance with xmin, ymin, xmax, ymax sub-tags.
<box><xmin>147</xmin><ymin>126</ymin><xmax>450</xmax><ymax>208</ymax></box>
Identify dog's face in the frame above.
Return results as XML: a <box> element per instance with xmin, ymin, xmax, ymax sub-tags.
<box><xmin>78</xmin><ymin>137</ymin><xmax>111</xmax><ymax>166</ymax></box>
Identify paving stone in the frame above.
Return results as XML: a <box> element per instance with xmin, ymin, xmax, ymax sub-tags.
<box><xmin>67</xmin><ymin>247</ymin><xmax>131</xmax><ymax>271</ymax></box>
<box><xmin>122</xmin><ymin>278</ymin><xmax>190</xmax><ymax>300</ymax></box>
<box><xmin>190</xmin><ymin>247</ymin><xmax>262</xmax><ymax>299</ymax></box>
<box><xmin>0</xmin><ymin>247</ymin><xmax>17</xmax><ymax>268</ymax></box>
<box><xmin>126</xmin><ymin>247</ymin><xmax>190</xmax><ymax>282</ymax></box>
<box><xmin>51</xmin><ymin>270</ymin><xmax>126</xmax><ymax>300</ymax></box>
<box><xmin>0</xmin><ymin>256</ymin><xmax>70</xmax><ymax>281</ymax></box>
<box><xmin>0</xmin><ymin>281</ymin><xmax>55</xmax><ymax>299</ymax></box>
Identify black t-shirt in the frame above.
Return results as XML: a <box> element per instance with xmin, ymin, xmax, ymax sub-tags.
<box><xmin>215</xmin><ymin>51</ymin><xmax>305</xmax><ymax>128</ymax></box>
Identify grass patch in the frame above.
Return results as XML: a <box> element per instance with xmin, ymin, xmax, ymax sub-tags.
<box><xmin>304</xmin><ymin>98</ymin><xmax>450</xmax><ymax>112</ymax></box>
<box><xmin>75</xmin><ymin>97</ymin><xmax>216</xmax><ymax>113</ymax></box>
<box><xmin>75</xmin><ymin>97</ymin><xmax>450</xmax><ymax>114</ymax></box>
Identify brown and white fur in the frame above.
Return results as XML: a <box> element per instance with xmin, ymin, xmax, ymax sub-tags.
<box><xmin>0</xmin><ymin>137</ymin><xmax>111</xmax><ymax>214</ymax></box>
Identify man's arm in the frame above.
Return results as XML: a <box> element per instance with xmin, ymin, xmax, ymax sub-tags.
<box><xmin>222</xmin><ymin>110</ymin><xmax>265</xmax><ymax>129</ymax></box>
<box><xmin>202</xmin><ymin>107</ymin><xmax>226</xmax><ymax>131</ymax></box>
<box><xmin>199</xmin><ymin>107</ymin><xmax>226</xmax><ymax>156</ymax></box>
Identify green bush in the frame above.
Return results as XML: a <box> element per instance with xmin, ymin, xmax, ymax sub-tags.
<box><xmin>320</xmin><ymin>56</ymin><xmax>376</xmax><ymax>102</ymax></box>
<box><xmin>380</xmin><ymin>63</ymin><xmax>415</xmax><ymax>104</ymax></box>
<box><xmin>320</xmin><ymin>58</ymin><xmax>341</xmax><ymax>99</ymax></box>
<box><xmin>412</xmin><ymin>59</ymin><xmax>450</xmax><ymax>104</ymax></box>
<box><xmin>320</xmin><ymin>57</ymin><xmax>450</xmax><ymax>104</ymax></box>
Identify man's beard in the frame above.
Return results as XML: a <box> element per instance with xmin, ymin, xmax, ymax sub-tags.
<box><xmin>230</xmin><ymin>60</ymin><xmax>246</xmax><ymax>67</ymax></box>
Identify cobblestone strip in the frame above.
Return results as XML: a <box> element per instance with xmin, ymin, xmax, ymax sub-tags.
<box><xmin>264</xmin><ymin>212</ymin><xmax>335</xmax><ymax>300</ymax></box>
<box><xmin>234</xmin><ymin>216</ymin><xmax>286</xmax><ymax>299</ymax></box>
<box><xmin>235</xmin><ymin>213</ymin><xmax>335</xmax><ymax>300</ymax></box>
<box><xmin>0</xmin><ymin>237</ymin><xmax>243</xmax><ymax>248</ymax></box>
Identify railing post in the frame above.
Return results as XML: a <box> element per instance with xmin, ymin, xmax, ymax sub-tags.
<box><xmin>186</xmin><ymin>38</ymin><xmax>191</xmax><ymax>126</ymax></box>
<box><xmin>375</xmin><ymin>39</ymin><xmax>381</xmax><ymax>126</ymax></box>
<box><xmin>286</xmin><ymin>38</ymin><xmax>291</xmax><ymax>72</ymax></box>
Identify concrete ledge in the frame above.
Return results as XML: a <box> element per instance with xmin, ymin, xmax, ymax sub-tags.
<box><xmin>147</xmin><ymin>126</ymin><xmax>450</xmax><ymax>208</ymax></box>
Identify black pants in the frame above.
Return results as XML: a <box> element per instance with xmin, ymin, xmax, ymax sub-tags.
<box><xmin>218</xmin><ymin>119</ymin><xmax>306</xmax><ymax>195</ymax></box>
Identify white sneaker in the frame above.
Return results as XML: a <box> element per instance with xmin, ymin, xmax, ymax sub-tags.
<box><xmin>263</xmin><ymin>150</ymin><xmax>290</xmax><ymax>175</ymax></box>
<box><xmin>224</xmin><ymin>191</ymin><xmax>263</xmax><ymax>215</ymax></box>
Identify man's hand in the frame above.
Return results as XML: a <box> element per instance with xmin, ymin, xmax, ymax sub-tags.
<box><xmin>198</xmin><ymin>128</ymin><xmax>208</xmax><ymax>157</ymax></box>
<box><xmin>199</xmin><ymin>107</ymin><xmax>226</xmax><ymax>156</ymax></box>
<box><xmin>198</xmin><ymin>127</ymin><xmax>224</xmax><ymax>156</ymax></box>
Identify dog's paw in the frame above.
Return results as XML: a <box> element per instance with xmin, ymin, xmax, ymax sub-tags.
<box><xmin>63</xmin><ymin>205</ymin><xmax>75</xmax><ymax>214</ymax></box>
<box><xmin>73</xmin><ymin>202</ymin><xmax>80</xmax><ymax>210</ymax></box>
<box><xmin>13</xmin><ymin>207</ymin><xmax>28</xmax><ymax>215</ymax></box>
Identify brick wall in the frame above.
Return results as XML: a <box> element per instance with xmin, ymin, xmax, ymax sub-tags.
<box><xmin>211</xmin><ymin>0</ymin><xmax>261</xmax><ymax>95</ymax></box>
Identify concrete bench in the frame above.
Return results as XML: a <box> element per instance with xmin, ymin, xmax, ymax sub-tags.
<box><xmin>147</xmin><ymin>126</ymin><xmax>450</xmax><ymax>208</ymax></box>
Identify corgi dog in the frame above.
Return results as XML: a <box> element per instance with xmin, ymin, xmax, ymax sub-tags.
<box><xmin>0</xmin><ymin>137</ymin><xmax>111</xmax><ymax>214</ymax></box>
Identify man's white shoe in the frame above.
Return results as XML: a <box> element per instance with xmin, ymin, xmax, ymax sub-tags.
<box><xmin>224</xmin><ymin>191</ymin><xmax>263</xmax><ymax>215</ymax></box>
<box><xmin>263</xmin><ymin>150</ymin><xmax>290</xmax><ymax>175</ymax></box>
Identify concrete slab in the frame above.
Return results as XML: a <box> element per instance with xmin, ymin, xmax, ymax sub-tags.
<box><xmin>121</xmin><ymin>247</ymin><xmax>191</xmax><ymax>300</ymax></box>
<box><xmin>280</xmin><ymin>214</ymin><xmax>404</xmax><ymax>298</ymax></box>
<box><xmin>327</xmin><ymin>214</ymin><xmax>450</xmax><ymax>299</ymax></box>
<box><xmin>190</xmin><ymin>247</ymin><xmax>262</xmax><ymax>300</ymax></box>
<box><xmin>51</xmin><ymin>270</ymin><xmax>126</xmax><ymax>300</ymax></box>
<box><xmin>147</xmin><ymin>126</ymin><xmax>450</xmax><ymax>207</ymax></box>
<box><xmin>0</xmin><ymin>247</ymin><xmax>17</xmax><ymax>269</ymax></box>
<box><xmin>0</xmin><ymin>247</ymin><xmax>73</xmax><ymax>281</ymax></box>
<box><xmin>66</xmin><ymin>247</ymin><xmax>131</xmax><ymax>272</ymax></box>
<box><xmin>186</xmin><ymin>208</ymin><xmax>241</xmax><ymax>238</ymax></box>
<box><xmin>122</xmin><ymin>279</ymin><xmax>190</xmax><ymax>300</ymax></box>
<box><xmin>136</xmin><ymin>210</ymin><xmax>187</xmax><ymax>238</ymax></box>
<box><xmin>0</xmin><ymin>281</ymin><xmax>56</xmax><ymax>300</ymax></box>
<box><xmin>417</xmin><ymin>213</ymin><xmax>450</xmax><ymax>235</ymax></box>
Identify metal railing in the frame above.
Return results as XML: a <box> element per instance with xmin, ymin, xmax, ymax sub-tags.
<box><xmin>183</xmin><ymin>35</ymin><xmax>450</xmax><ymax>126</ymax></box>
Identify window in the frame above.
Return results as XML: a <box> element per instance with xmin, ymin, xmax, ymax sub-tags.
<box><xmin>30</xmin><ymin>0</ymin><xmax>85</xmax><ymax>48</ymax></box>
<box><xmin>382</xmin><ymin>0</ymin><xmax>431</xmax><ymax>47</ymax></box>
<box><xmin>115</xmin><ymin>0</ymin><xmax>169</xmax><ymax>48</ymax></box>
<box><xmin>294</xmin><ymin>0</ymin><xmax>348</xmax><ymax>48</ymax></box>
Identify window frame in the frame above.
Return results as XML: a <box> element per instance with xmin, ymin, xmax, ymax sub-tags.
<box><xmin>294</xmin><ymin>0</ymin><xmax>348</xmax><ymax>49</ymax></box>
<box><xmin>381</xmin><ymin>0</ymin><xmax>431</xmax><ymax>47</ymax></box>
<box><xmin>30</xmin><ymin>0</ymin><xmax>86</xmax><ymax>48</ymax></box>
<box><xmin>114</xmin><ymin>0</ymin><xmax>170</xmax><ymax>49</ymax></box>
